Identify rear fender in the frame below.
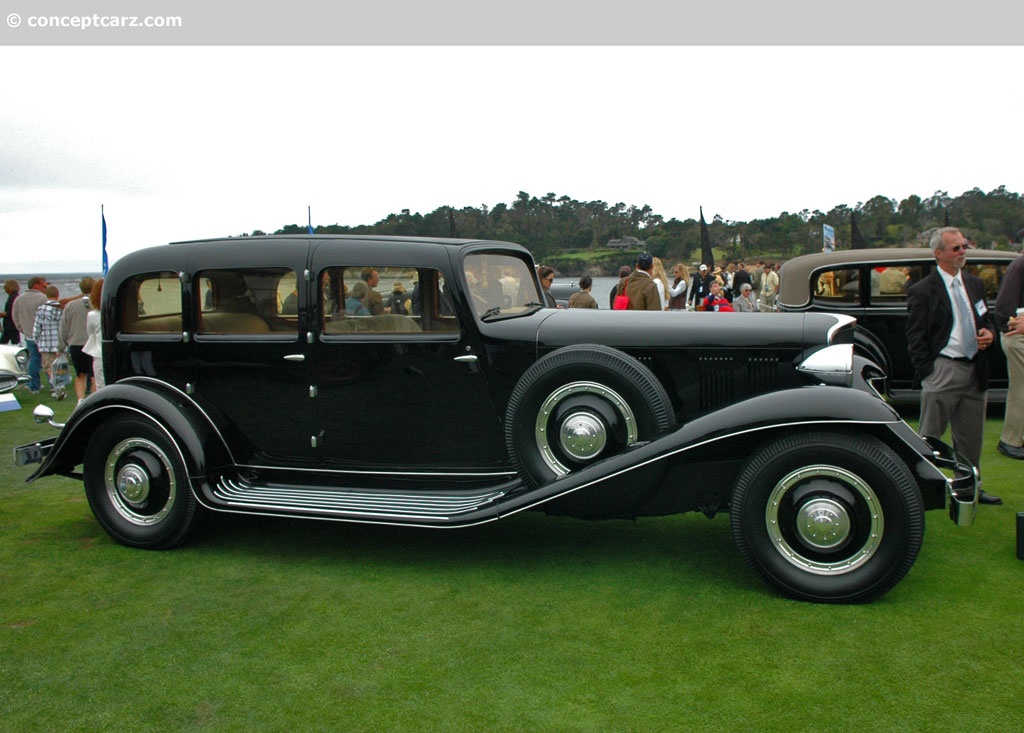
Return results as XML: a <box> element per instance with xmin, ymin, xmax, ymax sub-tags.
<box><xmin>26</xmin><ymin>379</ymin><xmax>229</xmax><ymax>485</ymax></box>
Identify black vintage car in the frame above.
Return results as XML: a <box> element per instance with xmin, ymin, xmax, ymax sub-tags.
<box><xmin>16</xmin><ymin>235</ymin><xmax>977</xmax><ymax>603</ymax></box>
<box><xmin>777</xmin><ymin>247</ymin><xmax>1021</xmax><ymax>404</ymax></box>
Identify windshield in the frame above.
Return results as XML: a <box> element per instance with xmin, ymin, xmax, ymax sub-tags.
<box><xmin>463</xmin><ymin>253</ymin><xmax>542</xmax><ymax>319</ymax></box>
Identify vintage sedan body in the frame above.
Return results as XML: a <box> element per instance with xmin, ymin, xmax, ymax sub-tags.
<box><xmin>17</xmin><ymin>236</ymin><xmax>977</xmax><ymax>603</ymax></box>
<box><xmin>777</xmin><ymin>247</ymin><xmax>1020</xmax><ymax>404</ymax></box>
<box><xmin>0</xmin><ymin>343</ymin><xmax>30</xmax><ymax>393</ymax></box>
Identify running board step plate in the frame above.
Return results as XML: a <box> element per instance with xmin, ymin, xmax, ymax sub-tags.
<box><xmin>211</xmin><ymin>475</ymin><xmax>509</xmax><ymax>521</ymax></box>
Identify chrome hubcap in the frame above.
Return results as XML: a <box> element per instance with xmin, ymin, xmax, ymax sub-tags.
<box><xmin>558</xmin><ymin>411</ymin><xmax>608</xmax><ymax>461</ymax></box>
<box><xmin>794</xmin><ymin>497</ymin><xmax>850</xmax><ymax>550</ymax></box>
<box><xmin>116</xmin><ymin>465</ymin><xmax>151</xmax><ymax>506</ymax></box>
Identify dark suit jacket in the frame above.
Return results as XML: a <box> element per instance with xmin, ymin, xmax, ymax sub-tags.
<box><xmin>905</xmin><ymin>268</ymin><xmax>996</xmax><ymax>390</ymax></box>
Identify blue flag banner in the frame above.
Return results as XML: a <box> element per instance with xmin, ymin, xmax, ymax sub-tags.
<box><xmin>101</xmin><ymin>205</ymin><xmax>109</xmax><ymax>276</ymax></box>
<box><xmin>307</xmin><ymin>206</ymin><xmax>314</xmax><ymax>235</ymax></box>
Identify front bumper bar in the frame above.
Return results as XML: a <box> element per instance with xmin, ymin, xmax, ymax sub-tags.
<box><xmin>923</xmin><ymin>436</ymin><xmax>978</xmax><ymax>527</ymax></box>
<box><xmin>13</xmin><ymin>437</ymin><xmax>55</xmax><ymax>467</ymax></box>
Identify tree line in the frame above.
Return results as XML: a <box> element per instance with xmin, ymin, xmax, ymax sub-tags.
<box><xmin>252</xmin><ymin>186</ymin><xmax>1024</xmax><ymax>274</ymax></box>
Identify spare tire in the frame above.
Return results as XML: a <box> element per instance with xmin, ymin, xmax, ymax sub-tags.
<box><xmin>505</xmin><ymin>344</ymin><xmax>675</xmax><ymax>487</ymax></box>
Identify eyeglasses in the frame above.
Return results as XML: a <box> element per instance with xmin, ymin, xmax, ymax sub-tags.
<box><xmin>947</xmin><ymin>245</ymin><xmax>966</xmax><ymax>253</ymax></box>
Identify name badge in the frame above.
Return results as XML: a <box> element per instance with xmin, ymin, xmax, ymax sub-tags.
<box><xmin>975</xmin><ymin>300</ymin><xmax>988</xmax><ymax>316</ymax></box>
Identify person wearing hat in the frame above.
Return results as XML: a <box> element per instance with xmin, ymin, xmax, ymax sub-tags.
<box><xmin>734</xmin><ymin>281</ymin><xmax>758</xmax><ymax>312</ymax></box>
<box><xmin>688</xmin><ymin>263</ymin><xmax>713</xmax><ymax>310</ymax></box>
<box><xmin>616</xmin><ymin>252</ymin><xmax>661</xmax><ymax>311</ymax></box>
<box><xmin>390</xmin><ymin>281</ymin><xmax>410</xmax><ymax>315</ymax></box>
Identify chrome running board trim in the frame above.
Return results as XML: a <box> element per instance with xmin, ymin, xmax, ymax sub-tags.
<box><xmin>211</xmin><ymin>475</ymin><xmax>507</xmax><ymax>521</ymax></box>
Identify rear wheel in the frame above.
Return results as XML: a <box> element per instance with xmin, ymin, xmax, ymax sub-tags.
<box><xmin>83</xmin><ymin>416</ymin><xmax>201</xmax><ymax>549</ymax></box>
<box><xmin>731</xmin><ymin>431</ymin><xmax>924</xmax><ymax>603</ymax></box>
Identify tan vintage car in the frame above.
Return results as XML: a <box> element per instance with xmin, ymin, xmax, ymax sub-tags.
<box><xmin>777</xmin><ymin>247</ymin><xmax>1020</xmax><ymax>405</ymax></box>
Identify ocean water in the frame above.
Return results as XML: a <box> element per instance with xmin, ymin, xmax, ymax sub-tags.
<box><xmin>550</xmin><ymin>276</ymin><xmax>620</xmax><ymax>309</ymax></box>
<box><xmin>4</xmin><ymin>272</ymin><xmax>103</xmax><ymax>301</ymax></box>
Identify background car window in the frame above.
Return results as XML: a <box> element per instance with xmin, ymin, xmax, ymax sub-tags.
<box><xmin>197</xmin><ymin>268</ymin><xmax>295</xmax><ymax>334</ymax></box>
<box><xmin>812</xmin><ymin>268</ymin><xmax>860</xmax><ymax>304</ymax></box>
<box><xmin>320</xmin><ymin>266</ymin><xmax>452</xmax><ymax>334</ymax></box>
<box><xmin>119</xmin><ymin>272</ymin><xmax>182</xmax><ymax>333</ymax></box>
<box><xmin>964</xmin><ymin>263</ymin><xmax>1004</xmax><ymax>299</ymax></box>
<box><xmin>870</xmin><ymin>266</ymin><xmax>912</xmax><ymax>301</ymax></box>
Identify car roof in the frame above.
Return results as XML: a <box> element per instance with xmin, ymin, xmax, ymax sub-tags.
<box><xmin>169</xmin><ymin>234</ymin><xmax>508</xmax><ymax>248</ymax></box>
<box><xmin>778</xmin><ymin>247</ymin><xmax>1020</xmax><ymax>306</ymax></box>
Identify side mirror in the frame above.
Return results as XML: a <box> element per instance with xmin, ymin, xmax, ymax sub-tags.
<box><xmin>32</xmin><ymin>404</ymin><xmax>65</xmax><ymax>429</ymax></box>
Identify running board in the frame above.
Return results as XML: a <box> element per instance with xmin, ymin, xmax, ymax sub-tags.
<box><xmin>209</xmin><ymin>475</ymin><xmax>511</xmax><ymax>523</ymax></box>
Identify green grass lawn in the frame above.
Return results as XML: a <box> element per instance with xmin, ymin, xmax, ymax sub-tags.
<box><xmin>1</xmin><ymin>391</ymin><xmax>1022</xmax><ymax>731</ymax></box>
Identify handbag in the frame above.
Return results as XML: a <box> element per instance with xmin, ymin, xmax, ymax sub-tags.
<box><xmin>612</xmin><ymin>294</ymin><xmax>630</xmax><ymax>310</ymax></box>
<box><xmin>51</xmin><ymin>353</ymin><xmax>71</xmax><ymax>388</ymax></box>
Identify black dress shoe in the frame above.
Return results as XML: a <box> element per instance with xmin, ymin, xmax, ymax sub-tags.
<box><xmin>978</xmin><ymin>489</ymin><xmax>1003</xmax><ymax>505</ymax></box>
<box><xmin>997</xmin><ymin>441</ymin><xmax>1024</xmax><ymax>460</ymax></box>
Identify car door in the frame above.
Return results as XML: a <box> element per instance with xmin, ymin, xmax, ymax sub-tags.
<box><xmin>308</xmin><ymin>246</ymin><xmax>508</xmax><ymax>476</ymax></box>
<box><xmin>184</xmin><ymin>242</ymin><xmax>316</xmax><ymax>464</ymax></box>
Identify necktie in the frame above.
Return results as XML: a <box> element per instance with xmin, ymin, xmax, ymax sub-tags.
<box><xmin>953</xmin><ymin>278</ymin><xmax>978</xmax><ymax>360</ymax></box>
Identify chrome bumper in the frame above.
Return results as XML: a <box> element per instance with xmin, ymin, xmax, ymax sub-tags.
<box><xmin>13</xmin><ymin>437</ymin><xmax>55</xmax><ymax>467</ymax></box>
<box><xmin>923</xmin><ymin>436</ymin><xmax>978</xmax><ymax>527</ymax></box>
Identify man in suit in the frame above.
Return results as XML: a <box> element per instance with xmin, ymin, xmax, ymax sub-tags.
<box><xmin>906</xmin><ymin>227</ymin><xmax>1001</xmax><ymax>504</ymax></box>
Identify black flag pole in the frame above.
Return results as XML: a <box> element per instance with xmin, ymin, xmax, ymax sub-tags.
<box><xmin>700</xmin><ymin>207</ymin><xmax>714</xmax><ymax>272</ymax></box>
<box><xmin>851</xmin><ymin>212</ymin><xmax>868</xmax><ymax>249</ymax></box>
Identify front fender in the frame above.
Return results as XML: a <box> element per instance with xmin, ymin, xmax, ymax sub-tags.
<box><xmin>497</xmin><ymin>385</ymin><xmax>923</xmax><ymax>516</ymax></box>
<box><xmin>25</xmin><ymin>378</ymin><xmax>230</xmax><ymax>484</ymax></box>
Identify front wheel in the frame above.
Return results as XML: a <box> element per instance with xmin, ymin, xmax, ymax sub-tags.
<box><xmin>731</xmin><ymin>431</ymin><xmax>924</xmax><ymax>603</ymax></box>
<box><xmin>83</xmin><ymin>416</ymin><xmax>201</xmax><ymax>549</ymax></box>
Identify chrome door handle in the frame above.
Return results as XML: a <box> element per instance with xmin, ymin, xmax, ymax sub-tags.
<box><xmin>284</xmin><ymin>354</ymin><xmax>305</xmax><ymax>362</ymax></box>
<box><xmin>454</xmin><ymin>355</ymin><xmax>478</xmax><ymax>364</ymax></box>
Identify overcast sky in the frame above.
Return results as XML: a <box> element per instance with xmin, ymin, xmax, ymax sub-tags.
<box><xmin>2</xmin><ymin>43</ymin><xmax>1022</xmax><ymax>273</ymax></box>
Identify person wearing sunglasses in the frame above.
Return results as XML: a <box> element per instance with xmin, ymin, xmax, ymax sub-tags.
<box><xmin>906</xmin><ymin>227</ymin><xmax>1001</xmax><ymax>504</ymax></box>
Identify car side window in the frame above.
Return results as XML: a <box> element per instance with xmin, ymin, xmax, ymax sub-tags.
<box><xmin>812</xmin><ymin>268</ymin><xmax>860</xmax><ymax>305</ymax></box>
<box><xmin>197</xmin><ymin>268</ymin><xmax>296</xmax><ymax>334</ymax></box>
<box><xmin>320</xmin><ymin>266</ymin><xmax>456</xmax><ymax>335</ymax></box>
<box><xmin>964</xmin><ymin>263</ymin><xmax>1004</xmax><ymax>299</ymax></box>
<box><xmin>118</xmin><ymin>272</ymin><xmax>182</xmax><ymax>334</ymax></box>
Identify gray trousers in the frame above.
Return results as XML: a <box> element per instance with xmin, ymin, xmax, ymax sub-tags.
<box><xmin>919</xmin><ymin>357</ymin><xmax>987</xmax><ymax>469</ymax></box>
<box><xmin>1000</xmin><ymin>331</ymin><xmax>1024</xmax><ymax>447</ymax></box>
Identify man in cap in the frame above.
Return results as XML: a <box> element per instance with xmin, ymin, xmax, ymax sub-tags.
<box><xmin>617</xmin><ymin>252</ymin><xmax>661</xmax><ymax>311</ymax></box>
<box><xmin>688</xmin><ymin>264</ymin><xmax>712</xmax><ymax>309</ymax></box>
